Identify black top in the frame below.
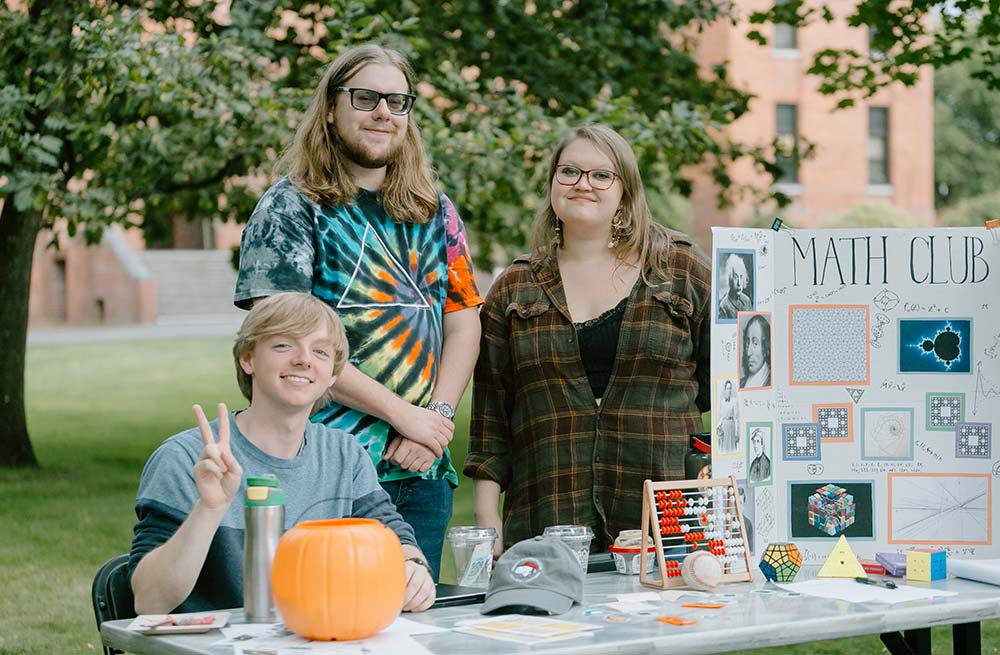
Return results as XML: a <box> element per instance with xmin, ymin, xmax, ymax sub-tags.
<box><xmin>575</xmin><ymin>297</ymin><xmax>628</xmax><ymax>400</ymax></box>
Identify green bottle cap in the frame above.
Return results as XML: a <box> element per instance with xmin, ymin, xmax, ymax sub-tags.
<box><xmin>245</xmin><ymin>474</ymin><xmax>285</xmax><ymax>506</ymax></box>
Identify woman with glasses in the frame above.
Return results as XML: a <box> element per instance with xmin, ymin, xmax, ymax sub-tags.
<box><xmin>465</xmin><ymin>123</ymin><xmax>712</xmax><ymax>556</ymax></box>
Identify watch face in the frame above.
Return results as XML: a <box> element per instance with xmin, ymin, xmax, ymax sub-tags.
<box><xmin>429</xmin><ymin>401</ymin><xmax>455</xmax><ymax>419</ymax></box>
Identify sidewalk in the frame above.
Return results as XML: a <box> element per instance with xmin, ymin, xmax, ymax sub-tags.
<box><xmin>27</xmin><ymin>315</ymin><xmax>244</xmax><ymax>346</ymax></box>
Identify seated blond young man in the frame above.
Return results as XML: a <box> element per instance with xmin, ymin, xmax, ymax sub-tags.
<box><xmin>129</xmin><ymin>292</ymin><xmax>434</xmax><ymax>614</ymax></box>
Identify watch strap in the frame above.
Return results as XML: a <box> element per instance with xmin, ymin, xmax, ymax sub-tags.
<box><xmin>426</xmin><ymin>400</ymin><xmax>455</xmax><ymax>419</ymax></box>
<box><xmin>406</xmin><ymin>555</ymin><xmax>433</xmax><ymax>577</ymax></box>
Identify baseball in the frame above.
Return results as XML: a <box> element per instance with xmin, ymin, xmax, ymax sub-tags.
<box><xmin>681</xmin><ymin>551</ymin><xmax>723</xmax><ymax>591</ymax></box>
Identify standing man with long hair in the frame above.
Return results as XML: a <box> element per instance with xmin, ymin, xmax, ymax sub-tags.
<box><xmin>235</xmin><ymin>43</ymin><xmax>483</xmax><ymax>581</ymax></box>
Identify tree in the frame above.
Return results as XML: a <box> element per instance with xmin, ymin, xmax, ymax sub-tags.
<box><xmin>1</xmin><ymin>0</ymin><xmax>331</xmax><ymax>467</ymax></box>
<box><xmin>748</xmin><ymin>0</ymin><xmax>1000</xmax><ymax>107</ymax></box>
<box><xmin>934</xmin><ymin>57</ymin><xmax>1000</xmax><ymax>207</ymax></box>
<box><xmin>2</xmin><ymin>0</ymin><xmax>775</xmax><ymax>467</ymax></box>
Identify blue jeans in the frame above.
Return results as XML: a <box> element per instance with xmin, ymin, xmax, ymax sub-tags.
<box><xmin>380</xmin><ymin>477</ymin><xmax>453</xmax><ymax>582</ymax></box>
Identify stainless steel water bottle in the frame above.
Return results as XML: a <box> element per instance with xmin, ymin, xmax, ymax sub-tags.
<box><xmin>243</xmin><ymin>474</ymin><xmax>285</xmax><ymax>623</ymax></box>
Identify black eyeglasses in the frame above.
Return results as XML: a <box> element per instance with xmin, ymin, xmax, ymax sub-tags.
<box><xmin>334</xmin><ymin>87</ymin><xmax>416</xmax><ymax>115</ymax></box>
<box><xmin>554</xmin><ymin>165</ymin><xmax>619</xmax><ymax>190</ymax></box>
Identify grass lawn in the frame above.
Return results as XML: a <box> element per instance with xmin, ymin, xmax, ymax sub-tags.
<box><xmin>1</xmin><ymin>337</ymin><xmax>997</xmax><ymax>654</ymax></box>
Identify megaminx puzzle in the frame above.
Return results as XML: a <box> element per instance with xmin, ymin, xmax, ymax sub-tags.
<box><xmin>639</xmin><ymin>476</ymin><xmax>754</xmax><ymax>589</ymax></box>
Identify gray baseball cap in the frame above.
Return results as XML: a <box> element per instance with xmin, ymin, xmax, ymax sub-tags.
<box><xmin>480</xmin><ymin>536</ymin><xmax>585</xmax><ymax>615</ymax></box>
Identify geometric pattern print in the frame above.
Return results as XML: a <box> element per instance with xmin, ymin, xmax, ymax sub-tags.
<box><xmin>783</xmin><ymin>423</ymin><xmax>822</xmax><ymax>460</ymax></box>
<box><xmin>814</xmin><ymin>404</ymin><xmax>853</xmax><ymax>442</ymax></box>
<box><xmin>861</xmin><ymin>408</ymin><xmax>914</xmax><ymax>461</ymax></box>
<box><xmin>955</xmin><ymin>422</ymin><xmax>992</xmax><ymax>459</ymax></box>
<box><xmin>846</xmin><ymin>387</ymin><xmax>865</xmax><ymax>404</ymax></box>
<box><xmin>926</xmin><ymin>392</ymin><xmax>965</xmax><ymax>431</ymax></box>
<box><xmin>789</xmin><ymin>305</ymin><xmax>869</xmax><ymax>385</ymax></box>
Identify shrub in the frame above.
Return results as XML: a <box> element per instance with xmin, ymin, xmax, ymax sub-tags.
<box><xmin>825</xmin><ymin>202</ymin><xmax>916</xmax><ymax>228</ymax></box>
<box><xmin>937</xmin><ymin>191</ymin><xmax>1000</xmax><ymax>227</ymax></box>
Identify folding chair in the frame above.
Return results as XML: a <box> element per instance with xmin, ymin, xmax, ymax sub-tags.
<box><xmin>91</xmin><ymin>553</ymin><xmax>135</xmax><ymax>655</ymax></box>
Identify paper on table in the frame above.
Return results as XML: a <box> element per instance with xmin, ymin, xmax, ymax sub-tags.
<box><xmin>660</xmin><ymin>590</ymin><xmax>709</xmax><ymax>602</ymax></box>
<box><xmin>214</xmin><ymin>623</ymin><xmax>287</xmax><ymax>646</ymax></box>
<box><xmin>221</xmin><ymin>624</ymin><xmax>283</xmax><ymax>635</ymax></box>
<box><xmin>230</xmin><ymin>631</ymin><xmax>434</xmax><ymax>655</ymax></box>
<box><xmin>215</xmin><ymin>617</ymin><xmax>445</xmax><ymax>651</ymax></box>
<box><xmin>127</xmin><ymin>612</ymin><xmax>230</xmax><ymax>634</ymax></box>
<box><xmin>950</xmin><ymin>559</ymin><xmax>1000</xmax><ymax>586</ymax></box>
<box><xmin>453</xmin><ymin>615</ymin><xmax>600</xmax><ymax>637</ymax></box>
<box><xmin>381</xmin><ymin>616</ymin><xmax>450</xmax><ymax>635</ymax></box>
<box><xmin>598</xmin><ymin>601</ymin><xmax>659</xmax><ymax>612</ymax></box>
<box><xmin>456</xmin><ymin>625</ymin><xmax>594</xmax><ymax>645</ymax></box>
<box><xmin>453</xmin><ymin>615</ymin><xmax>599</xmax><ymax>646</ymax></box>
<box><xmin>776</xmin><ymin>579</ymin><xmax>957</xmax><ymax>604</ymax></box>
<box><xmin>613</xmin><ymin>591</ymin><xmax>662</xmax><ymax>603</ymax></box>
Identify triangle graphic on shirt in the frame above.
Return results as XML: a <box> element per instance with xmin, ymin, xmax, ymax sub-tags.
<box><xmin>337</xmin><ymin>223</ymin><xmax>431</xmax><ymax>310</ymax></box>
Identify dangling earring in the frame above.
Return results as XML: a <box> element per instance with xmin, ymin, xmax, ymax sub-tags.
<box><xmin>608</xmin><ymin>210</ymin><xmax>626</xmax><ymax>249</ymax></box>
<box><xmin>554</xmin><ymin>219</ymin><xmax>564</xmax><ymax>248</ymax></box>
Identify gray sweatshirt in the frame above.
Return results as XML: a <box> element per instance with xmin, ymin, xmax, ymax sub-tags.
<box><xmin>128</xmin><ymin>412</ymin><xmax>416</xmax><ymax>612</ymax></box>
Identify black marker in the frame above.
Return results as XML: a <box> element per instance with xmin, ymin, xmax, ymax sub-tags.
<box><xmin>855</xmin><ymin>576</ymin><xmax>897</xmax><ymax>589</ymax></box>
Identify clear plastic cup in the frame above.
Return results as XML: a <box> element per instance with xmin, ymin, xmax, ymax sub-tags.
<box><xmin>446</xmin><ymin>526</ymin><xmax>497</xmax><ymax>588</ymax></box>
<box><xmin>542</xmin><ymin>525</ymin><xmax>594</xmax><ymax>575</ymax></box>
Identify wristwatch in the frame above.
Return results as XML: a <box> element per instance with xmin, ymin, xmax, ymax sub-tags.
<box><xmin>406</xmin><ymin>555</ymin><xmax>433</xmax><ymax>577</ymax></box>
<box><xmin>426</xmin><ymin>400</ymin><xmax>455</xmax><ymax>419</ymax></box>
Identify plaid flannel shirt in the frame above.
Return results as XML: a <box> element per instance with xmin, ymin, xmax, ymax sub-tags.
<box><xmin>465</xmin><ymin>234</ymin><xmax>712</xmax><ymax>551</ymax></box>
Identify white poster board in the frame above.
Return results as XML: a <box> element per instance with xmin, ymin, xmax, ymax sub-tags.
<box><xmin>711</xmin><ymin>226</ymin><xmax>1000</xmax><ymax>563</ymax></box>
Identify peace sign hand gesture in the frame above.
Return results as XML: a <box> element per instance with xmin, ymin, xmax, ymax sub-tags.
<box><xmin>192</xmin><ymin>403</ymin><xmax>243</xmax><ymax>511</ymax></box>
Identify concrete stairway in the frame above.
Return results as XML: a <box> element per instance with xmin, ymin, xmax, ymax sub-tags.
<box><xmin>141</xmin><ymin>250</ymin><xmax>244</xmax><ymax>324</ymax></box>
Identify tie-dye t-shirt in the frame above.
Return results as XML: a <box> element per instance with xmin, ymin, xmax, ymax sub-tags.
<box><xmin>234</xmin><ymin>178</ymin><xmax>483</xmax><ymax>485</ymax></box>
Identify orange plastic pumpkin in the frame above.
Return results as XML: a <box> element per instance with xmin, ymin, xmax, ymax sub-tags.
<box><xmin>270</xmin><ymin>518</ymin><xmax>405</xmax><ymax>640</ymax></box>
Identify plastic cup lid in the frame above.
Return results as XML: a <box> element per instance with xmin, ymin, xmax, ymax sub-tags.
<box><xmin>447</xmin><ymin>526</ymin><xmax>497</xmax><ymax>540</ymax></box>
<box><xmin>542</xmin><ymin>525</ymin><xmax>594</xmax><ymax>538</ymax></box>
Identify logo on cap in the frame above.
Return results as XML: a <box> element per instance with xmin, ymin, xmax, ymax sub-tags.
<box><xmin>510</xmin><ymin>558</ymin><xmax>542</xmax><ymax>582</ymax></box>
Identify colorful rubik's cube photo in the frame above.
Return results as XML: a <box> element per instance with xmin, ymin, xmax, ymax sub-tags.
<box><xmin>759</xmin><ymin>542</ymin><xmax>803</xmax><ymax>582</ymax></box>
<box><xmin>906</xmin><ymin>549</ymin><xmax>946</xmax><ymax>581</ymax></box>
<box><xmin>808</xmin><ymin>484</ymin><xmax>856</xmax><ymax>536</ymax></box>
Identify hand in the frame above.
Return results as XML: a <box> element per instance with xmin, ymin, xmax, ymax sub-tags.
<box><xmin>401</xmin><ymin>558</ymin><xmax>435</xmax><ymax>612</ymax></box>
<box><xmin>383</xmin><ymin>437</ymin><xmax>436</xmax><ymax>473</ymax></box>
<box><xmin>476</xmin><ymin>511</ymin><xmax>505</xmax><ymax>559</ymax></box>
<box><xmin>192</xmin><ymin>403</ymin><xmax>243</xmax><ymax>511</ymax></box>
<box><xmin>389</xmin><ymin>404</ymin><xmax>454</xmax><ymax>458</ymax></box>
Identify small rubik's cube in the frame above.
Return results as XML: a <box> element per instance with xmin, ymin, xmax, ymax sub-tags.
<box><xmin>906</xmin><ymin>549</ymin><xmax>946</xmax><ymax>581</ymax></box>
<box><xmin>808</xmin><ymin>484</ymin><xmax>856</xmax><ymax>536</ymax></box>
<box><xmin>759</xmin><ymin>542</ymin><xmax>803</xmax><ymax>582</ymax></box>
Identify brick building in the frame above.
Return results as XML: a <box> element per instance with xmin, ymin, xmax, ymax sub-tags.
<box><xmin>688</xmin><ymin>0</ymin><xmax>934</xmax><ymax>247</ymax></box>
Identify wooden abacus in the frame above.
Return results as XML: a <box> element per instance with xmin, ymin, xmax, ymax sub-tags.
<box><xmin>639</xmin><ymin>476</ymin><xmax>755</xmax><ymax>589</ymax></box>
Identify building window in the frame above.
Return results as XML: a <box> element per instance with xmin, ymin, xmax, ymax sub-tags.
<box><xmin>868</xmin><ymin>107</ymin><xmax>890</xmax><ymax>185</ymax></box>
<box><xmin>774</xmin><ymin>0</ymin><xmax>798</xmax><ymax>50</ymax></box>
<box><xmin>868</xmin><ymin>25</ymin><xmax>884</xmax><ymax>60</ymax></box>
<box><xmin>776</xmin><ymin>104</ymin><xmax>799</xmax><ymax>184</ymax></box>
